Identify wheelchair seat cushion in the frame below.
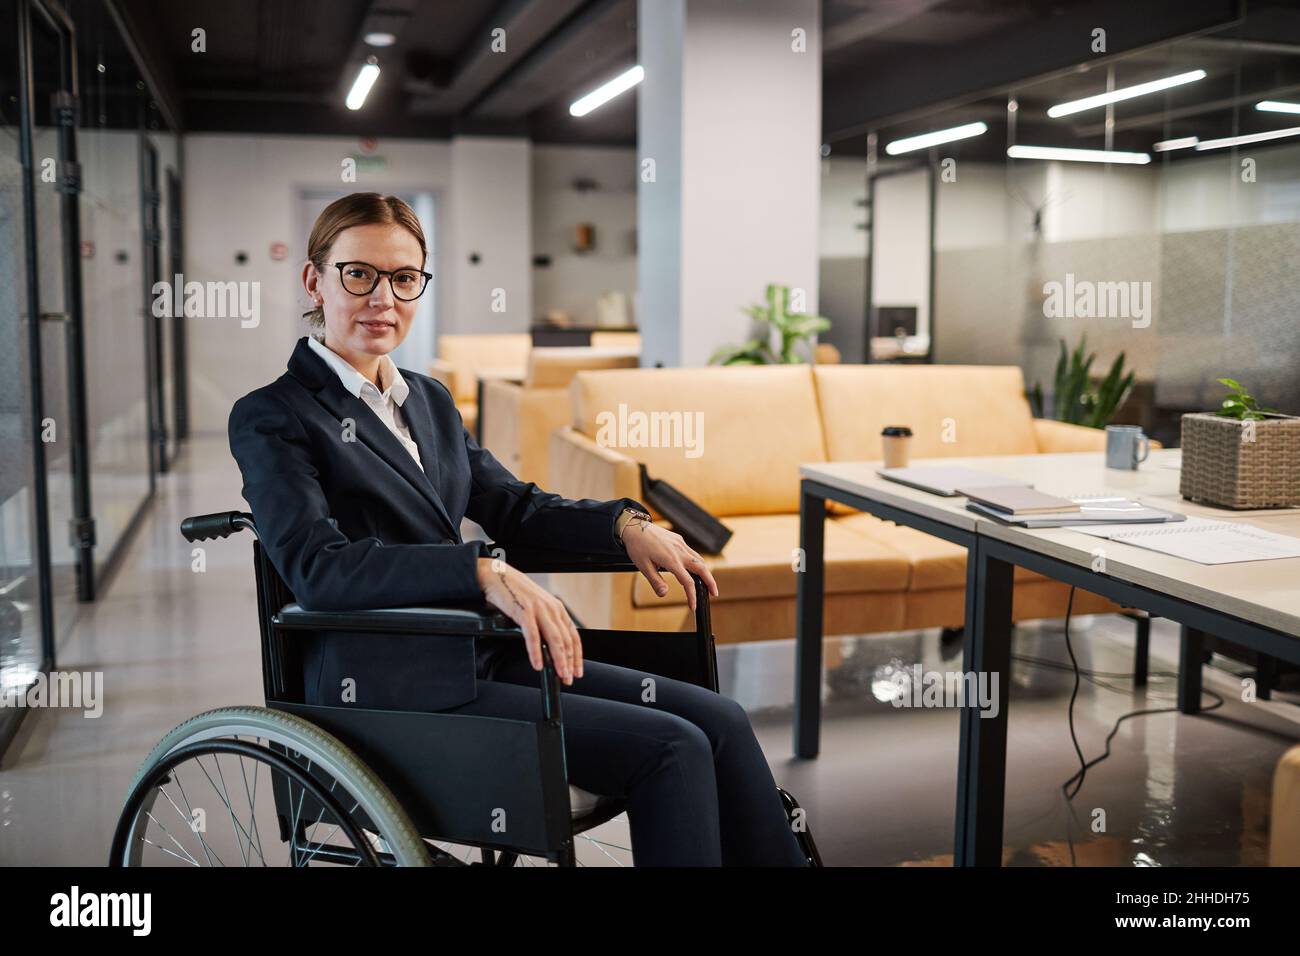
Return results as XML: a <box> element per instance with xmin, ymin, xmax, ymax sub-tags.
<box><xmin>569</xmin><ymin>785</ymin><xmax>606</xmax><ymax>817</ymax></box>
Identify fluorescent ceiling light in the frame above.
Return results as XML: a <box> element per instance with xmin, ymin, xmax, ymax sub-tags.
<box><xmin>1256</xmin><ymin>100</ymin><xmax>1300</xmax><ymax>114</ymax></box>
<box><xmin>346</xmin><ymin>59</ymin><xmax>381</xmax><ymax>111</ymax></box>
<box><xmin>885</xmin><ymin>121</ymin><xmax>988</xmax><ymax>155</ymax></box>
<box><xmin>1007</xmin><ymin>144</ymin><xmax>1151</xmax><ymax>164</ymax></box>
<box><xmin>1194</xmin><ymin>125</ymin><xmax>1300</xmax><ymax>150</ymax></box>
<box><xmin>364</xmin><ymin>32</ymin><xmax>396</xmax><ymax>48</ymax></box>
<box><xmin>1047</xmin><ymin>69</ymin><xmax>1207</xmax><ymax>118</ymax></box>
<box><xmin>1153</xmin><ymin>136</ymin><xmax>1199</xmax><ymax>152</ymax></box>
<box><xmin>570</xmin><ymin>65</ymin><xmax>644</xmax><ymax>117</ymax></box>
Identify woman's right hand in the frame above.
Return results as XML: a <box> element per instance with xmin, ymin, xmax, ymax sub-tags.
<box><xmin>477</xmin><ymin>557</ymin><xmax>583</xmax><ymax>684</ymax></box>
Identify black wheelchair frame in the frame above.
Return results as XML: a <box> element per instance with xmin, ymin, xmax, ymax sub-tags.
<box><xmin>158</xmin><ymin>510</ymin><xmax>820</xmax><ymax>867</ymax></box>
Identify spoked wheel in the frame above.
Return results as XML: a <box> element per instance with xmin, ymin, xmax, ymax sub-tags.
<box><xmin>110</xmin><ymin>707</ymin><xmax>431</xmax><ymax>867</ymax></box>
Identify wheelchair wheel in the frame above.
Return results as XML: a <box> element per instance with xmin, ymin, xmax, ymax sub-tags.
<box><xmin>110</xmin><ymin>706</ymin><xmax>431</xmax><ymax>866</ymax></box>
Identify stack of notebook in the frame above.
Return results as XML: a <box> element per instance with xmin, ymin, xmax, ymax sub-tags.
<box><xmin>958</xmin><ymin>487</ymin><xmax>1185</xmax><ymax>528</ymax></box>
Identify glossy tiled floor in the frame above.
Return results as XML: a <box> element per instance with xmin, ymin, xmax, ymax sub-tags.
<box><xmin>1</xmin><ymin>435</ymin><xmax>1296</xmax><ymax>866</ymax></box>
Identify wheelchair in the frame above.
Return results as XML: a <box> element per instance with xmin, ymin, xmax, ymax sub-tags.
<box><xmin>110</xmin><ymin>511</ymin><xmax>823</xmax><ymax>867</ymax></box>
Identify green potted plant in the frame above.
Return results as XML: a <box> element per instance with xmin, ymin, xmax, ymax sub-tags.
<box><xmin>1028</xmin><ymin>334</ymin><xmax>1135</xmax><ymax>428</ymax></box>
<box><xmin>709</xmin><ymin>283</ymin><xmax>831</xmax><ymax>365</ymax></box>
<box><xmin>1180</xmin><ymin>378</ymin><xmax>1300</xmax><ymax>509</ymax></box>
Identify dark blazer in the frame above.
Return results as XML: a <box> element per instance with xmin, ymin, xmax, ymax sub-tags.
<box><xmin>228</xmin><ymin>335</ymin><xmax>647</xmax><ymax>711</ymax></box>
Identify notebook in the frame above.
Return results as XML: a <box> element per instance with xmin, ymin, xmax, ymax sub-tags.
<box><xmin>965</xmin><ymin>495</ymin><xmax>1185</xmax><ymax>528</ymax></box>
<box><xmin>1075</xmin><ymin>516</ymin><xmax>1300</xmax><ymax>564</ymax></box>
<box><xmin>959</xmin><ymin>486</ymin><xmax>1080</xmax><ymax>515</ymax></box>
<box><xmin>878</xmin><ymin>466</ymin><xmax>1031</xmax><ymax>497</ymax></box>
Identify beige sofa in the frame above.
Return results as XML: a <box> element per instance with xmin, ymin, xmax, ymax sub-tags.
<box><xmin>1272</xmin><ymin>744</ymin><xmax>1300</xmax><ymax>865</ymax></box>
<box><xmin>481</xmin><ymin>347</ymin><xmax>640</xmax><ymax>485</ymax></box>
<box><xmin>430</xmin><ymin>333</ymin><xmax>642</xmax><ymax>434</ymax></box>
<box><xmin>428</xmin><ymin>334</ymin><xmax>532</xmax><ymax>435</ymax></box>
<box><xmin>545</xmin><ymin>363</ymin><xmax>1122</xmax><ymax>642</ymax></box>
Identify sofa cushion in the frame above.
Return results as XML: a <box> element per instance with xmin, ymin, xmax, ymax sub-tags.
<box><xmin>834</xmin><ymin>512</ymin><xmax>1040</xmax><ymax>590</ymax></box>
<box><xmin>571</xmin><ymin>365</ymin><xmax>827</xmax><ymax>517</ymax></box>
<box><xmin>813</xmin><ymin>365</ymin><xmax>1038</xmax><ymax>461</ymax></box>
<box><xmin>631</xmin><ymin>513</ymin><xmax>909</xmax><ymax>607</ymax></box>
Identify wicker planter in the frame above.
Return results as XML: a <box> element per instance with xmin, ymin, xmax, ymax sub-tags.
<box><xmin>1180</xmin><ymin>412</ymin><xmax>1300</xmax><ymax>509</ymax></box>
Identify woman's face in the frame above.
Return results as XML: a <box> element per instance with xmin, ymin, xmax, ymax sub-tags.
<box><xmin>304</xmin><ymin>222</ymin><xmax>425</xmax><ymax>363</ymax></box>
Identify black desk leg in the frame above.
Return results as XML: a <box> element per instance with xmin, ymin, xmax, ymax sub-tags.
<box><xmin>1178</xmin><ymin>625</ymin><xmax>1206</xmax><ymax>714</ymax></box>
<box><xmin>794</xmin><ymin>485</ymin><xmax>826</xmax><ymax>759</ymax></box>
<box><xmin>954</xmin><ymin>537</ymin><xmax>1014</xmax><ymax>867</ymax></box>
<box><xmin>1256</xmin><ymin>654</ymin><xmax>1276</xmax><ymax>701</ymax></box>
<box><xmin>1133</xmin><ymin>615</ymin><xmax>1150</xmax><ymax>688</ymax></box>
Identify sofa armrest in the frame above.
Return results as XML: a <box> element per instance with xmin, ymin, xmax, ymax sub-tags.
<box><xmin>1033</xmin><ymin>418</ymin><xmax>1108</xmax><ymax>453</ymax></box>
<box><xmin>548</xmin><ymin>426</ymin><xmax>644</xmax><ymax>505</ymax></box>
<box><xmin>480</xmin><ymin>378</ymin><xmax>525</xmax><ymax>457</ymax></box>
<box><xmin>1272</xmin><ymin>744</ymin><xmax>1300</xmax><ymax>866</ymax></box>
<box><xmin>1033</xmin><ymin>418</ymin><xmax>1164</xmax><ymax>453</ymax></box>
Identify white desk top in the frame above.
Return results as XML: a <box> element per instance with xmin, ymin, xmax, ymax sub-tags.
<box><xmin>801</xmin><ymin>451</ymin><xmax>1300</xmax><ymax>638</ymax></box>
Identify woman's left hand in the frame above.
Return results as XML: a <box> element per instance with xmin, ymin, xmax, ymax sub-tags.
<box><xmin>621</xmin><ymin>520</ymin><xmax>719</xmax><ymax>612</ymax></box>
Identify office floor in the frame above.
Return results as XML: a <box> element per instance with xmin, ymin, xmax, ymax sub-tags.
<box><xmin>1</xmin><ymin>434</ymin><xmax>1296</xmax><ymax>866</ymax></box>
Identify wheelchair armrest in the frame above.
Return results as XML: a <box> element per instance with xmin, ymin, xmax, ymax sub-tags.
<box><xmin>273</xmin><ymin>601</ymin><xmax>519</xmax><ymax>635</ymax></box>
<box><xmin>497</xmin><ymin>544</ymin><xmax>638</xmax><ymax>574</ymax></box>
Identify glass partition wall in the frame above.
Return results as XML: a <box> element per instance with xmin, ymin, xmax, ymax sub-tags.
<box><xmin>1</xmin><ymin>0</ymin><xmax>185</xmax><ymax>759</ymax></box>
<box><xmin>831</xmin><ymin>19</ymin><xmax>1300</xmax><ymax>444</ymax></box>
<box><xmin>72</xmin><ymin>0</ymin><xmax>154</xmax><ymax>585</ymax></box>
<box><xmin>1</xmin><ymin>0</ymin><xmax>50</xmax><ymax>754</ymax></box>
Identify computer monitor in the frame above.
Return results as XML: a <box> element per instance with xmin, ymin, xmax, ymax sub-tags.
<box><xmin>876</xmin><ymin>305</ymin><xmax>917</xmax><ymax>338</ymax></box>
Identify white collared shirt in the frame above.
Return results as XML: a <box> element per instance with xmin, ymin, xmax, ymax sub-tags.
<box><xmin>307</xmin><ymin>335</ymin><xmax>426</xmax><ymax>473</ymax></box>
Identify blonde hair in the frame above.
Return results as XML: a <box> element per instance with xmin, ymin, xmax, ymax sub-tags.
<box><xmin>303</xmin><ymin>192</ymin><xmax>427</xmax><ymax>331</ymax></box>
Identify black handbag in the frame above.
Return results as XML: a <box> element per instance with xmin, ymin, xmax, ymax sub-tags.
<box><xmin>638</xmin><ymin>463</ymin><xmax>733</xmax><ymax>555</ymax></box>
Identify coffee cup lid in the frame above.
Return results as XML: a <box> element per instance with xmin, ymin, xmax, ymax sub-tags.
<box><xmin>882</xmin><ymin>426</ymin><xmax>913</xmax><ymax>437</ymax></box>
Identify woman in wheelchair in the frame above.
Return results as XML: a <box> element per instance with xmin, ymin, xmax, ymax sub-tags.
<box><xmin>224</xmin><ymin>192</ymin><xmax>810</xmax><ymax>866</ymax></box>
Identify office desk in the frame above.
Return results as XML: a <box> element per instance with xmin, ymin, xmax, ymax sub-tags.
<box><xmin>794</xmin><ymin>450</ymin><xmax>1300</xmax><ymax>866</ymax></box>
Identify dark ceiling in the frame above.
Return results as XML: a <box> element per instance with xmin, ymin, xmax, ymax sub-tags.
<box><xmin>107</xmin><ymin>0</ymin><xmax>1300</xmax><ymax>161</ymax></box>
<box><xmin>115</xmin><ymin>0</ymin><xmax>641</xmax><ymax>143</ymax></box>
<box><xmin>824</xmin><ymin>0</ymin><xmax>1300</xmax><ymax>163</ymax></box>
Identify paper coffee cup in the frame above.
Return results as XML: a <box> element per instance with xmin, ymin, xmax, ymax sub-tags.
<box><xmin>882</xmin><ymin>426</ymin><xmax>913</xmax><ymax>469</ymax></box>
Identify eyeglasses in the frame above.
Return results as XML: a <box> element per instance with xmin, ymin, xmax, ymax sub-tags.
<box><xmin>331</xmin><ymin>261</ymin><xmax>432</xmax><ymax>301</ymax></box>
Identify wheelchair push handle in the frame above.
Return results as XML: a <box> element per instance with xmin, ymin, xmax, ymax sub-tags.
<box><xmin>180</xmin><ymin>511</ymin><xmax>256</xmax><ymax>543</ymax></box>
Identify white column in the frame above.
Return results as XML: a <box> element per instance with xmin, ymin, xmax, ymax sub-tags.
<box><xmin>638</xmin><ymin>0</ymin><xmax>822</xmax><ymax>368</ymax></box>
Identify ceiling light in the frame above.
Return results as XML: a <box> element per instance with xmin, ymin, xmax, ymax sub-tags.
<box><xmin>885</xmin><ymin>121</ymin><xmax>988</xmax><ymax>155</ymax></box>
<box><xmin>346</xmin><ymin>58</ymin><xmax>381</xmax><ymax>111</ymax></box>
<box><xmin>570</xmin><ymin>65</ymin><xmax>644</xmax><ymax>117</ymax></box>
<box><xmin>1047</xmin><ymin>69</ymin><xmax>1207</xmax><ymax>118</ymax></box>
<box><xmin>364</xmin><ymin>32</ymin><xmax>396</xmax><ymax>48</ymax></box>
<box><xmin>1153</xmin><ymin>136</ymin><xmax>1199</xmax><ymax>152</ymax></box>
<box><xmin>1007</xmin><ymin>144</ymin><xmax>1151</xmax><ymax>164</ymax></box>
<box><xmin>1256</xmin><ymin>100</ymin><xmax>1300</xmax><ymax>115</ymax></box>
<box><xmin>1194</xmin><ymin>125</ymin><xmax>1300</xmax><ymax>150</ymax></box>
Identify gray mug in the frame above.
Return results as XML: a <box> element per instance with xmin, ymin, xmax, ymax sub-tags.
<box><xmin>1105</xmin><ymin>425</ymin><xmax>1150</xmax><ymax>470</ymax></box>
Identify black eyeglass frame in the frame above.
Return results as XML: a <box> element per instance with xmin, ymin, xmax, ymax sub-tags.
<box><xmin>330</xmin><ymin>261</ymin><xmax>433</xmax><ymax>300</ymax></box>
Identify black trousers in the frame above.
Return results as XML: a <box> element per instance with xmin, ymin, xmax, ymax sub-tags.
<box><xmin>445</xmin><ymin>641</ymin><xmax>808</xmax><ymax>867</ymax></box>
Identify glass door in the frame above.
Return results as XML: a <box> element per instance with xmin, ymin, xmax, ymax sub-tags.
<box><xmin>142</xmin><ymin>140</ymin><xmax>169</xmax><ymax>471</ymax></box>
<box><xmin>1</xmin><ymin>0</ymin><xmax>51</xmax><ymax>753</ymax></box>
<box><xmin>29</xmin><ymin>0</ymin><xmax>88</xmax><ymax>638</ymax></box>
<box><xmin>166</xmin><ymin>167</ymin><xmax>187</xmax><ymax>444</ymax></box>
